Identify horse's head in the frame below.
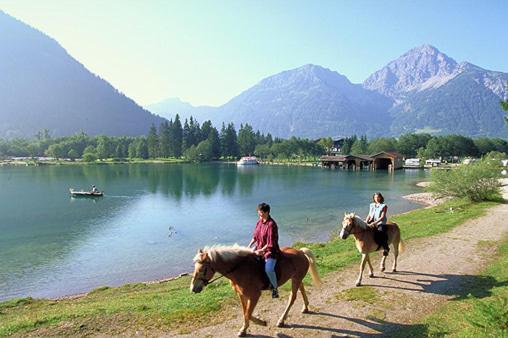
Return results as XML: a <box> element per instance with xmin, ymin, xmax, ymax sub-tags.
<box><xmin>190</xmin><ymin>249</ymin><xmax>216</xmax><ymax>293</ymax></box>
<box><xmin>340</xmin><ymin>212</ymin><xmax>356</xmax><ymax>239</ymax></box>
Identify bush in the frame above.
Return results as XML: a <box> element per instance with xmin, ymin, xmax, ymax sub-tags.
<box><xmin>428</xmin><ymin>158</ymin><xmax>502</xmax><ymax>202</ymax></box>
<box><xmin>82</xmin><ymin>153</ymin><xmax>97</xmax><ymax>162</ymax></box>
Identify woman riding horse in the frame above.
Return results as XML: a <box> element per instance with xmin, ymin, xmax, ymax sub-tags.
<box><xmin>366</xmin><ymin>192</ymin><xmax>390</xmax><ymax>256</ymax></box>
<box><xmin>248</xmin><ymin>202</ymin><xmax>280</xmax><ymax>298</ymax></box>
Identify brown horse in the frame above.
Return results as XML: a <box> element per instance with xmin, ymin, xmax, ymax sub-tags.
<box><xmin>190</xmin><ymin>244</ymin><xmax>321</xmax><ymax>337</ymax></box>
<box><xmin>340</xmin><ymin>213</ymin><xmax>405</xmax><ymax>286</ymax></box>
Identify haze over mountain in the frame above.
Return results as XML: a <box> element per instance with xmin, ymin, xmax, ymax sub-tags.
<box><xmin>0</xmin><ymin>10</ymin><xmax>164</xmax><ymax>139</ymax></box>
<box><xmin>153</xmin><ymin>45</ymin><xmax>508</xmax><ymax>139</ymax></box>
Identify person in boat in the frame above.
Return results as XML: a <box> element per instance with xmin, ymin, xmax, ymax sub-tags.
<box><xmin>248</xmin><ymin>202</ymin><xmax>281</xmax><ymax>298</ymax></box>
<box><xmin>365</xmin><ymin>192</ymin><xmax>390</xmax><ymax>256</ymax></box>
<box><xmin>90</xmin><ymin>185</ymin><xmax>99</xmax><ymax>194</ymax></box>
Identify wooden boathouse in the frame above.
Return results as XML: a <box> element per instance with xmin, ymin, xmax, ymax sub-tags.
<box><xmin>320</xmin><ymin>151</ymin><xmax>403</xmax><ymax>171</ymax></box>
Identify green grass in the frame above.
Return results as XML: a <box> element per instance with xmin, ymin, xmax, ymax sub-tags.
<box><xmin>335</xmin><ymin>286</ymin><xmax>379</xmax><ymax>304</ymax></box>
<box><xmin>0</xmin><ymin>198</ymin><xmax>497</xmax><ymax>336</ymax></box>
<box><xmin>392</xmin><ymin>234</ymin><xmax>508</xmax><ymax>338</ymax></box>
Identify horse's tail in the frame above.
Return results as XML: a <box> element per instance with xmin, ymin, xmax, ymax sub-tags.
<box><xmin>398</xmin><ymin>239</ymin><xmax>405</xmax><ymax>253</ymax></box>
<box><xmin>393</xmin><ymin>222</ymin><xmax>405</xmax><ymax>254</ymax></box>
<box><xmin>300</xmin><ymin>247</ymin><xmax>322</xmax><ymax>287</ymax></box>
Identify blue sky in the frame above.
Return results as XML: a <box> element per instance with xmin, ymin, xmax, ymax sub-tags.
<box><xmin>0</xmin><ymin>0</ymin><xmax>506</xmax><ymax>106</ymax></box>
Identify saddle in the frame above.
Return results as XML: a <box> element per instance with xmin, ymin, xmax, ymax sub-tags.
<box><xmin>254</xmin><ymin>256</ymin><xmax>283</xmax><ymax>290</ymax></box>
<box><xmin>370</xmin><ymin>223</ymin><xmax>390</xmax><ymax>255</ymax></box>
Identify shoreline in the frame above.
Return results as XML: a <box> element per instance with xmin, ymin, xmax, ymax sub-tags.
<box><xmin>49</xmin><ymin>180</ymin><xmax>435</xmax><ymax>302</ymax></box>
<box><xmin>4</xmin><ymin>179</ymin><xmax>435</xmax><ymax>303</ymax></box>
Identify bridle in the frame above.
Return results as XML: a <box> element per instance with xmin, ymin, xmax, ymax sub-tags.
<box><xmin>342</xmin><ymin>217</ymin><xmax>370</xmax><ymax>236</ymax></box>
<box><xmin>194</xmin><ymin>257</ymin><xmax>239</xmax><ymax>286</ymax></box>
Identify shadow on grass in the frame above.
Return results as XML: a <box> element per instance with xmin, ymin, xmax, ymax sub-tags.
<box><xmin>362</xmin><ymin>270</ymin><xmax>508</xmax><ymax>300</ymax></box>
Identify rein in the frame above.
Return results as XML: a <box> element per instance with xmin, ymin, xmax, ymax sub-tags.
<box><xmin>346</xmin><ymin>218</ymin><xmax>371</xmax><ymax>235</ymax></box>
<box><xmin>201</xmin><ymin>261</ymin><xmax>241</xmax><ymax>286</ymax></box>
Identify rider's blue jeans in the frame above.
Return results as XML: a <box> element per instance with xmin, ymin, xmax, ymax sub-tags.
<box><xmin>265</xmin><ymin>258</ymin><xmax>277</xmax><ymax>289</ymax></box>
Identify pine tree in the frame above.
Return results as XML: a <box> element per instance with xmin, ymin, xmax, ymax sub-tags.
<box><xmin>172</xmin><ymin>115</ymin><xmax>183</xmax><ymax>157</ymax></box>
<box><xmin>207</xmin><ymin>126</ymin><xmax>221</xmax><ymax>159</ymax></box>
<box><xmin>159</xmin><ymin>121</ymin><xmax>171</xmax><ymax>158</ymax></box>
<box><xmin>147</xmin><ymin>124</ymin><xmax>159</xmax><ymax>158</ymax></box>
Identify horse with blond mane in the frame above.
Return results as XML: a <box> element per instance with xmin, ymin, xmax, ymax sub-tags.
<box><xmin>340</xmin><ymin>213</ymin><xmax>405</xmax><ymax>286</ymax></box>
<box><xmin>190</xmin><ymin>244</ymin><xmax>321</xmax><ymax>337</ymax></box>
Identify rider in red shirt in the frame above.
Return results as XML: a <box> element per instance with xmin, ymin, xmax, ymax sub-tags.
<box><xmin>248</xmin><ymin>202</ymin><xmax>281</xmax><ymax>298</ymax></box>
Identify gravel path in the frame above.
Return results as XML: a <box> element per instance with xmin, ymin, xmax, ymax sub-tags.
<box><xmin>171</xmin><ymin>201</ymin><xmax>508</xmax><ymax>338</ymax></box>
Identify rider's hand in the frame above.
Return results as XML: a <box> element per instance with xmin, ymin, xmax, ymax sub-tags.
<box><xmin>254</xmin><ymin>249</ymin><xmax>264</xmax><ymax>256</ymax></box>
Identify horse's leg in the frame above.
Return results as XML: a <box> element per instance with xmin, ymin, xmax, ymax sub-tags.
<box><xmin>392</xmin><ymin>236</ymin><xmax>400</xmax><ymax>272</ymax></box>
<box><xmin>277</xmin><ymin>279</ymin><xmax>301</xmax><ymax>327</ymax></box>
<box><xmin>380</xmin><ymin>252</ymin><xmax>387</xmax><ymax>272</ymax></box>
<box><xmin>366</xmin><ymin>254</ymin><xmax>374</xmax><ymax>278</ymax></box>
<box><xmin>356</xmin><ymin>253</ymin><xmax>367</xmax><ymax>286</ymax></box>
<box><xmin>238</xmin><ymin>291</ymin><xmax>261</xmax><ymax>336</ymax></box>
<box><xmin>299</xmin><ymin>283</ymin><xmax>309</xmax><ymax>313</ymax></box>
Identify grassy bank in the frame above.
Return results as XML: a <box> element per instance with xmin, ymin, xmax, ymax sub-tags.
<box><xmin>393</xmin><ymin>233</ymin><xmax>508</xmax><ymax>338</ymax></box>
<box><xmin>0</xmin><ymin>199</ymin><xmax>498</xmax><ymax>336</ymax></box>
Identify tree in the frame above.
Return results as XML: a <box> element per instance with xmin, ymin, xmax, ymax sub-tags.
<box><xmin>96</xmin><ymin>136</ymin><xmax>113</xmax><ymax>159</ymax></box>
<box><xmin>317</xmin><ymin>137</ymin><xmax>333</xmax><ymax>155</ymax></box>
<box><xmin>238</xmin><ymin>123</ymin><xmax>256</xmax><ymax>156</ymax></box>
<box><xmin>220</xmin><ymin>123</ymin><xmax>239</xmax><ymax>158</ymax></box>
<box><xmin>368</xmin><ymin>137</ymin><xmax>397</xmax><ymax>154</ymax></box>
<box><xmin>67</xmin><ymin>149</ymin><xmax>78</xmax><ymax>160</ymax></box>
<box><xmin>171</xmin><ymin>115</ymin><xmax>183</xmax><ymax>157</ymax></box>
<box><xmin>147</xmin><ymin>124</ymin><xmax>159</xmax><ymax>158</ymax></box>
<box><xmin>502</xmin><ymin>81</ymin><xmax>508</xmax><ymax>123</ymax></box>
<box><xmin>350</xmin><ymin>136</ymin><xmax>368</xmax><ymax>155</ymax></box>
<box><xmin>341</xmin><ymin>135</ymin><xmax>357</xmax><ymax>155</ymax></box>
<box><xmin>136</xmin><ymin>138</ymin><xmax>149</xmax><ymax>159</ymax></box>
<box><xmin>396</xmin><ymin>133</ymin><xmax>432</xmax><ymax>157</ymax></box>
<box><xmin>159</xmin><ymin>122</ymin><xmax>171</xmax><ymax>158</ymax></box>
<box><xmin>207</xmin><ymin>127</ymin><xmax>221</xmax><ymax>160</ymax></box>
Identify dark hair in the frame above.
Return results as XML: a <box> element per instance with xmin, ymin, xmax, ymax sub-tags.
<box><xmin>372</xmin><ymin>192</ymin><xmax>385</xmax><ymax>203</ymax></box>
<box><xmin>257</xmin><ymin>202</ymin><xmax>270</xmax><ymax>213</ymax></box>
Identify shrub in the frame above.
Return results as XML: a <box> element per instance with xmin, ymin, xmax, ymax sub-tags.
<box><xmin>428</xmin><ymin>158</ymin><xmax>501</xmax><ymax>202</ymax></box>
<box><xmin>82</xmin><ymin>153</ymin><xmax>97</xmax><ymax>162</ymax></box>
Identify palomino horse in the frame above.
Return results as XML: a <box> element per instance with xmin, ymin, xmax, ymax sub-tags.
<box><xmin>190</xmin><ymin>245</ymin><xmax>321</xmax><ymax>337</ymax></box>
<box><xmin>340</xmin><ymin>213</ymin><xmax>404</xmax><ymax>286</ymax></box>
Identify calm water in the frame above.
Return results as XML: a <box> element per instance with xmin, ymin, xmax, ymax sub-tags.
<box><xmin>0</xmin><ymin>163</ymin><xmax>428</xmax><ymax>300</ymax></box>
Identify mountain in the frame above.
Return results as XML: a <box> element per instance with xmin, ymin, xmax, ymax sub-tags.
<box><xmin>147</xmin><ymin>97</ymin><xmax>217</xmax><ymax>122</ymax></box>
<box><xmin>364</xmin><ymin>45</ymin><xmax>508</xmax><ymax>137</ymax></box>
<box><xmin>218</xmin><ymin>64</ymin><xmax>393</xmax><ymax>138</ymax></box>
<box><xmin>0</xmin><ymin>11</ymin><xmax>165</xmax><ymax>138</ymax></box>
<box><xmin>154</xmin><ymin>46</ymin><xmax>508</xmax><ymax>139</ymax></box>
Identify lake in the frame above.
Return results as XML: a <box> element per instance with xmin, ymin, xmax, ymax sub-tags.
<box><xmin>0</xmin><ymin>163</ymin><xmax>428</xmax><ymax>300</ymax></box>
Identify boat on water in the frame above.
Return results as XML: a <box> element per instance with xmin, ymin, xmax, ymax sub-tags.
<box><xmin>69</xmin><ymin>188</ymin><xmax>104</xmax><ymax>197</ymax></box>
<box><xmin>237</xmin><ymin>156</ymin><xmax>259</xmax><ymax>166</ymax></box>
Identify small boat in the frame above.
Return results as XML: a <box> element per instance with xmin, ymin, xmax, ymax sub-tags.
<box><xmin>237</xmin><ymin>156</ymin><xmax>259</xmax><ymax>166</ymax></box>
<box><xmin>69</xmin><ymin>188</ymin><xmax>104</xmax><ymax>197</ymax></box>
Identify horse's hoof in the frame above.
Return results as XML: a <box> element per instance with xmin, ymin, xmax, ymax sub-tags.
<box><xmin>369</xmin><ymin>273</ymin><xmax>374</xmax><ymax>278</ymax></box>
<box><xmin>380</xmin><ymin>267</ymin><xmax>385</xmax><ymax>272</ymax></box>
<box><xmin>276</xmin><ymin>321</ymin><xmax>285</xmax><ymax>328</ymax></box>
<box><xmin>237</xmin><ymin>331</ymin><xmax>247</xmax><ymax>337</ymax></box>
<box><xmin>392</xmin><ymin>268</ymin><xmax>397</xmax><ymax>273</ymax></box>
<box><xmin>302</xmin><ymin>308</ymin><xmax>309</xmax><ymax>314</ymax></box>
<box><xmin>355</xmin><ymin>281</ymin><xmax>362</xmax><ymax>287</ymax></box>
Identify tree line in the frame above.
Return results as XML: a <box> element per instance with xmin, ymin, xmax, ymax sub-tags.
<box><xmin>330</xmin><ymin>133</ymin><xmax>508</xmax><ymax>160</ymax></box>
<box><xmin>0</xmin><ymin>115</ymin><xmax>325</xmax><ymax>162</ymax></box>
<box><xmin>1</xmin><ymin>116</ymin><xmax>507</xmax><ymax>162</ymax></box>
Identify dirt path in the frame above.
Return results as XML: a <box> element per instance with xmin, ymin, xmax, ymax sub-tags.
<box><xmin>171</xmin><ymin>202</ymin><xmax>508</xmax><ymax>338</ymax></box>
